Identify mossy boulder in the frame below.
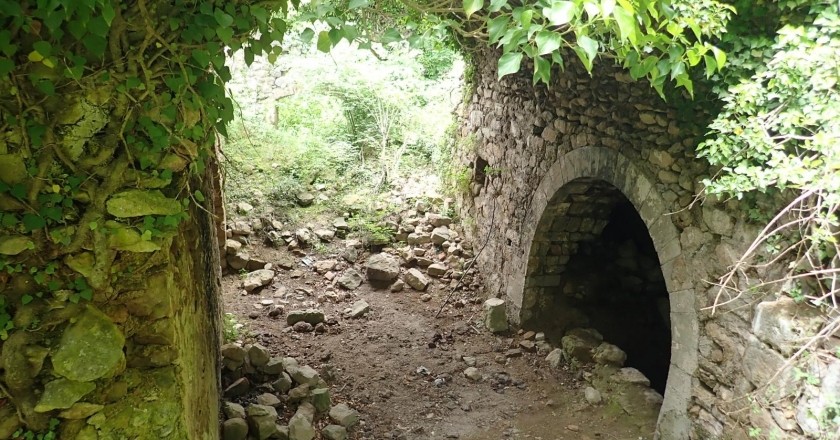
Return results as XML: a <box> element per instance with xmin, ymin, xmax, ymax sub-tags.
<box><xmin>52</xmin><ymin>306</ymin><xmax>125</xmax><ymax>382</ymax></box>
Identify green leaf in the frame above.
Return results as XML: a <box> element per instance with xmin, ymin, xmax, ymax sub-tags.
<box><xmin>101</xmin><ymin>2</ymin><xmax>116</xmax><ymax>26</ymax></box>
<box><xmin>497</xmin><ymin>51</ymin><xmax>523</xmax><ymax>79</ymax></box>
<box><xmin>543</xmin><ymin>1</ymin><xmax>576</xmax><ymax>26</ymax></box>
<box><xmin>216</xmin><ymin>27</ymin><xmax>234</xmax><ymax>43</ymax></box>
<box><xmin>489</xmin><ymin>0</ymin><xmax>508</xmax><ymax>13</ymax></box>
<box><xmin>244</xmin><ymin>49</ymin><xmax>255</xmax><ymax>66</ymax></box>
<box><xmin>710</xmin><ymin>46</ymin><xmax>726</xmax><ymax>70</ymax></box>
<box><xmin>349</xmin><ymin>0</ymin><xmax>370</xmax><ymax>9</ymax></box>
<box><xmin>33</xmin><ymin>41</ymin><xmax>52</xmax><ymax>57</ymax></box>
<box><xmin>316</xmin><ymin>31</ymin><xmax>331</xmax><ymax>52</ymax></box>
<box><xmin>193</xmin><ymin>190</ymin><xmax>205</xmax><ymax>202</ymax></box>
<box><xmin>533</xmin><ymin>56</ymin><xmax>551</xmax><ymax>84</ymax></box>
<box><xmin>21</xmin><ymin>294</ymin><xmax>33</xmax><ymax>305</ymax></box>
<box><xmin>0</xmin><ymin>58</ymin><xmax>14</xmax><ymax>77</ymax></box>
<box><xmin>214</xmin><ymin>8</ymin><xmax>234</xmax><ymax>27</ymax></box>
<box><xmin>613</xmin><ymin>5</ymin><xmax>637</xmax><ymax>44</ymax></box>
<box><xmin>300</xmin><ymin>28</ymin><xmax>315</xmax><ymax>43</ymax></box>
<box><xmin>381</xmin><ymin>28</ymin><xmax>402</xmax><ymax>44</ymax></box>
<box><xmin>487</xmin><ymin>16</ymin><xmax>510</xmax><ymax>44</ymax></box>
<box><xmin>35</xmin><ymin>79</ymin><xmax>55</xmax><ymax>95</ymax></box>
<box><xmin>535</xmin><ymin>31</ymin><xmax>563</xmax><ymax>55</ymax></box>
<box><xmin>464</xmin><ymin>0</ymin><xmax>484</xmax><ymax>18</ymax></box>
<box><xmin>575</xmin><ymin>35</ymin><xmax>598</xmax><ymax>71</ymax></box>
<box><xmin>703</xmin><ymin>54</ymin><xmax>717</xmax><ymax>78</ymax></box>
<box><xmin>22</xmin><ymin>214</ymin><xmax>46</xmax><ymax>232</ymax></box>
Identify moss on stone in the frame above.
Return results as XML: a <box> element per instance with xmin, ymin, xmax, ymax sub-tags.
<box><xmin>34</xmin><ymin>378</ymin><xmax>96</xmax><ymax>412</ymax></box>
<box><xmin>105</xmin><ymin>190</ymin><xmax>182</xmax><ymax>218</ymax></box>
<box><xmin>52</xmin><ymin>306</ymin><xmax>125</xmax><ymax>382</ymax></box>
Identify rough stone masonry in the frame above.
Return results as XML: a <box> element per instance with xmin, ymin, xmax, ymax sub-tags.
<box><xmin>455</xmin><ymin>48</ymin><xmax>837</xmax><ymax>440</ymax></box>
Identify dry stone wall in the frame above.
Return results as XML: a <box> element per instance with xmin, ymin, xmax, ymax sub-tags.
<box><xmin>456</xmin><ymin>48</ymin><xmax>836</xmax><ymax>439</ymax></box>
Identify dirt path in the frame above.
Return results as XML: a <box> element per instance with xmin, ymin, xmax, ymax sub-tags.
<box><xmin>221</xmin><ymin>238</ymin><xmax>656</xmax><ymax>440</ymax></box>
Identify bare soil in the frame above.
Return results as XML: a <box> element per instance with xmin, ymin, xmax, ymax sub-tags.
<box><xmin>222</xmin><ymin>238</ymin><xmax>656</xmax><ymax>440</ymax></box>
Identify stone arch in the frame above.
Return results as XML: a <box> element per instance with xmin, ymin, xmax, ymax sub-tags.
<box><xmin>509</xmin><ymin>146</ymin><xmax>697</xmax><ymax>440</ymax></box>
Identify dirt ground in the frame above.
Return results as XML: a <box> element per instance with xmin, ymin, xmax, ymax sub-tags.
<box><xmin>221</xmin><ymin>237</ymin><xmax>657</xmax><ymax>440</ymax></box>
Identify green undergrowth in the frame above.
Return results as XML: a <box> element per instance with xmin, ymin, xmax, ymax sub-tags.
<box><xmin>222</xmin><ymin>38</ymin><xmax>463</xmax><ymax>227</ymax></box>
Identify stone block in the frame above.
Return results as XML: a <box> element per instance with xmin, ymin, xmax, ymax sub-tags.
<box><xmin>483</xmin><ymin>298</ymin><xmax>508</xmax><ymax>333</ymax></box>
<box><xmin>753</xmin><ymin>297</ymin><xmax>824</xmax><ymax>357</ymax></box>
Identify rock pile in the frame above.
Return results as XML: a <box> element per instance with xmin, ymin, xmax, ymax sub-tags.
<box><xmin>220</xmin><ymin>342</ymin><xmax>360</xmax><ymax>440</ymax></box>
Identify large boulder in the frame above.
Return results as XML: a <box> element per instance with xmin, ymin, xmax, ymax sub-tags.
<box><xmin>365</xmin><ymin>253</ymin><xmax>400</xmax><ymax>282</ymax></box>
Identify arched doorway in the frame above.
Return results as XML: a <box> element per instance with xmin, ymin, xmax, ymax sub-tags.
<box><xmin>508</xmin><ymin>147</ymin><xmax>697</xmax><ymax>440</ymax></box>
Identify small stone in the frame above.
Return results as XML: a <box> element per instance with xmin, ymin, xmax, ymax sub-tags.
<box><xmin>261</xmin><ymin>357</ymin><xmax>285</xmax><ymax>375</ymax></box>
<box><xmin>288</xmin><ymin>412</ymin><xmax>315</xmax><ymax>440</ymax></box>
<box><xmin>462</xmin><ymin>356</ymin><xmax>477</xmax><ymax>367</ymax></box>
<box><xmin>236</xmin><ymin>202</ymin><xmax>254</xmax><ymax>213</ymax></box>
<box><xmin>518</xmin><ymin>340</ymin><xmax>536</xmax><ymax>352</ymax></box>
<box><xmin>430</xmin><ymin>227</ymin><xmax>450</xmax><ymax>245</ymax></box>
<box><xmin>483</xmin><ymin>298</ymin><xmax>508</xmax><ymax>333</ymax></box>
<box><xmin>521</xmin><ymin>331</ymin><xmax>536</xmax><ymax>340</ymax></box>
<box><xmin>242</xmin><ymin>269</ymin><xmax>275</xmax><ymax>292</ymax></box>
<box><xmin>329</xmin><ymin>403</ymin><xmax>360</xmax><ymax>428</ymax></box>
<box><xmin>585</xmin><ymin>387</ymin><xmax>602</xmax><ymax>405</ymax></box>
<box><xmin>221</xmin><ymin>344</ymin><xmax>247</xmax><ymax>363</ymax></box>
<box><xmin>426</xmin><ymin>263</ymin><xmax>447</xmax><ymax>278</ymax></box>
<box><xmin>287</xmin><ymin>309</ymin><xmax>325</xmax><ymax>326</ymax></box>
<box><xmin>404</xmin><ymin>268</ymin><xmax>430</xmax><ymax>291</ymax></box>
<box><xmin>348</xmin><ymin>300</ymin><xmax>370</xmax><ymax>319</ymax></box>
<box><xmin>222</xmin><ymin>418</ymin><xmax>249</xmax><ymax>440</ymax></box>
<box><xmin>611</xmin><ymin>367</ymin><xmax>651</xmax><ymax>386</ymax></box>
<box><xmin>333</xmin><ymin>218</ymin><xmax>349</xmax><ymax>231</ymax></box>
<box><xmin>420</xmin><ymin>294</ymin><xmax>432</xmax><ymax>302</ymax></box>
<box><xmin>225</xmin><ymin>239</ymin><xmax>243</xmax><ymax>255</ymax></box>
<box><xmin>390</xmin><ymin>279</ymin><xmax>405</xmax><ymax>292</ymax></box>
<box><xmin>248</xmin><ymin>344</ymin><xmax>270</xmax><ymax>367</ymax></box>
<box><xmin>256</xmin><ymin>393</ymin><xmax>282</xmax><ymax>407</ymax></box>
<box><xmin>287</xmin><ymin>365</ymin><xmax>320</xmax><ymax>386</ymax></box>
<box><xmin>287</xmin><ymin>384</ymin><xmax>311</xmax><ymax>402</ymax></box>
<box><xmin>426</xmin><ymin>213</ymin><xmax>452</xmax><ymax>227</ymax></box>
<box><xmin>463</xmin><ymin>367</ymin><xmax>482</xmax><ymax>381</ymax></box>
<box><xmin>296</xmin><ymin>192</ymin><xmax>315</xmax><ymax>207</ymax></box>
<box><xmin>593</xmin><ymin>343</ymin><xmax>627</xmax><ymax>367</ymax></box>
<box><xmin>271</xmin><ymin>373</ymin><xmax>293</xmax><ymax>393</ymax></box>
<box><xmin>546</xmin><ymin>349</ymin><xmax>563</xmax><ymax>369</ymax></box>
<box><xmin>223</xmin><ymin>401</ymin><xmax>246</xmax><ymax>419</ymax></box>
<box><xmin>311</xmin><ymin>388</ymin><xmax>332</xmax><ymax>413</ymax></box>
<box><xmin>505</xmin><ymin>349</ymin><xmax>522</xmax><ymax>358</ymax></box>
<box><xmin>293</xmin><ymin>322</ymin><xmax>314</xmax><ymax>333</ymax></box>
<box><xmin>336</xmin><ymin>269</ymin><xmax>363</xmax><ymax>290</ymax></box>
<box><xmin>322</xmin><ymin>425</ymin><xmax>348</xmax><ymax>440</ymax></box>
<box><xmin>224</xmin><ymin>378</ymin><xmax>250</xmax><ymax>397</ymax></box>
<box><xmin>314</xmin><ymin>229</ymin><xmax>335</xmax><ymax>241</ymax></box>
<box><xmin>313</xmin><ymin>259</ymin><xmax>338</xmax><ymax>274</ymax></box>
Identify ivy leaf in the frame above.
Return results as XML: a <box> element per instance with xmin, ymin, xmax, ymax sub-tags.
<box><xmin>575</xmin><ymin>34</ymin><xmax>598</xmax><ymax>71</ymax></box>
<box><xmin>497</xmin><ymin>51</ymin><xmax>523</xmax><ymax>79</ymax></box>
<box><xmin>543</xmin><ymin>1</ymin><xmax>576</xmax><ymax>26</ymax></box>
<box><xmin>316</xmin><ymin>31</ymin><xmax>331</xmax><ymax>53</ymax></box>
<box><xmin>613</xmin><ymin>5</ymin><xmax>637</xmax><ymax>45</ymax></box>
<box><xmin>533</xmin><ymin>55</ymin><xmax>551</xmax><ymax>84</ymax></box>
<box><xmin>21</xmin><ymin>294</ymin><xmax>33</xmax><ymax>305</ymax></box>
<box><xmin>216</xmin><ymin>27</ymin><xmax>234</xmax><ymax>43</ymax></box>
<box><xmin>535</xmin><ymin>31</ymin><xmax>563</xmax><ymax>55</ymax></box>
<box><xmin>193</xmin><ymin>190</ymin><xmax>205</xmax><ymax>202</ymax></box>
<box><xmin>214</xmin><ymin>9</ymin><xmax>234</xmax><ymax>27</ymax></box>
<box><xmin>101</xmin><ymin>2</ymin><xmax>116</xmax><ymax>26</ymax></box>
<box><xmin>0</xmin><ymin>58</ymin><xmax>13</xmax><ymax>77</ymax></box>
<box><xmin>488</xmin><ymin>0</ymin><xmax>508</xmax><ymax>12</ymax></box>
<box><xmin>300</xmin><ymin>28</ymin><xmax>315</xmax><ymax>43</ymax></box>
<box><xmin>22</xmin><ymin>214</ymin><xmax>46</xmax><ymax>232</ymax></box>
<box><xmin>487</xmin><ymin>16</ymin><xmax>510</xmax><ymax>44</ymax></box>
<box><xmin>463</xmin><ymin>0</ymin><xmax>484</xmax><ymax>18</ymax></box>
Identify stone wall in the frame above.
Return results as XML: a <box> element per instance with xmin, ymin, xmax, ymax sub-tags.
<box><xmin>456</xmin><ymin>48</ymin><xmax>837</xmax><ymax>439</ymax></box>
